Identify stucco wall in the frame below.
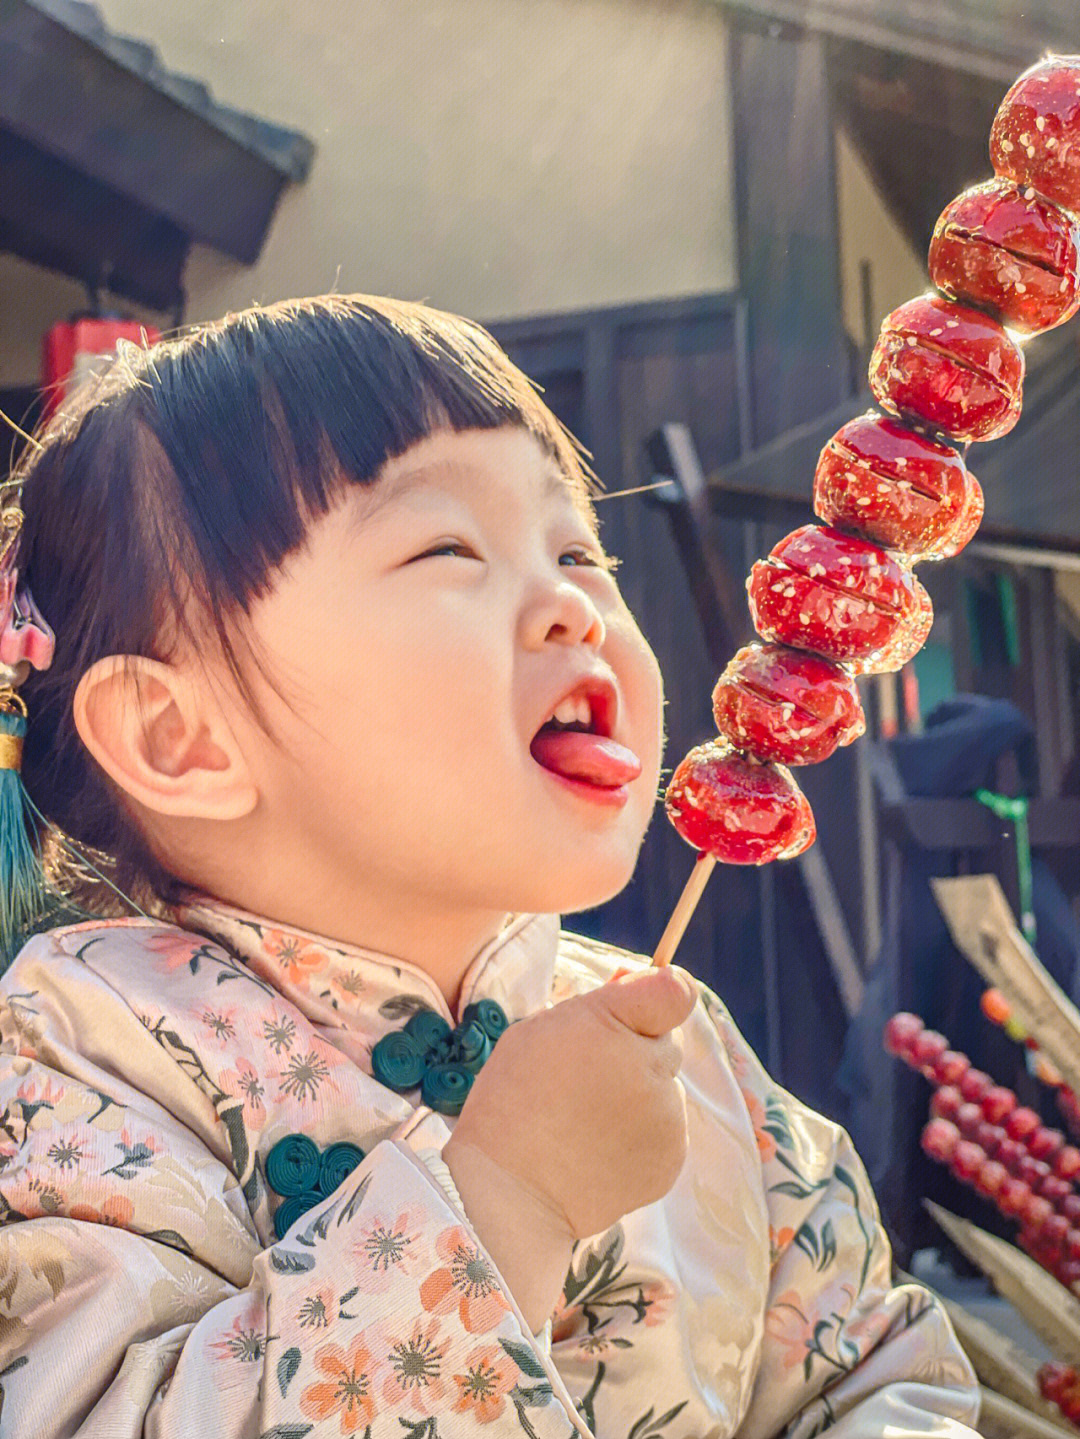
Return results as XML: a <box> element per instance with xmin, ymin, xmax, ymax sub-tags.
<box><xmin>835</xmin><ymin>124</ymin><xmax>928</xmax><ymax>350</ymax></box>
<box><xmin>0</xmin><ymin>0</ymin><xmax>735</xmax><ymax>385</ymax></box>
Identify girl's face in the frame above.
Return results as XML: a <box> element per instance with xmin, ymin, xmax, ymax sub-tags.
<box><xmin>234</xmin><ymin>425</ymin><xmax>665</xmax><ymax>925</ymax></box>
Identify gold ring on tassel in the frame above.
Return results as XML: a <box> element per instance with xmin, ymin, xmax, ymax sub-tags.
<box><xmin>0</xmin><ymin>732</ymin><xmax>23</xmax><ymax>770</ymax></box>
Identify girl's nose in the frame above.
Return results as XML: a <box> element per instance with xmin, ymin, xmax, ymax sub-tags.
<box><xmin>521</xmin><ymin>576</ymin><xmax>606</xmax><ymax>650</ymax></box>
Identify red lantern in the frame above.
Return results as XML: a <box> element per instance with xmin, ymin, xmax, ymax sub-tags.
<box><xmin>41</xmin><ymin>316</ymin><xmax>161</xmax><ymax>420</ymax></box>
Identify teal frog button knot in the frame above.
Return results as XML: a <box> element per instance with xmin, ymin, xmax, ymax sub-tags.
<box><xmin>369</xmin><ymin>1000</ymin><xmax>510</xmax><ymax>1114</ymax></box>
<box><xmin>265</xmin><ymin>1134</ymin><xmax>366</xmax><ymax>1240</ymax></box>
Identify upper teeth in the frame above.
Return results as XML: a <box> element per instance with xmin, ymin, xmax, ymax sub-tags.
<box><xmin>549</xmin><ymin>695</ymin><xmax>592</xmax><ymax>727</ymax></box>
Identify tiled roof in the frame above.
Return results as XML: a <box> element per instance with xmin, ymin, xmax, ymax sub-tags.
<box><xmin>28</xmin><ymin>0</ymin><xmax>314</xmax><ymax>182</ymax></box>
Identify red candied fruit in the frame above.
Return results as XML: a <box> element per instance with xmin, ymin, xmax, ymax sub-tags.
<box><xmin>1056</xmin><ymin>1145</ymin><xmax>1080</xmax><ymax>1180</ymax></box>
<box><xmin>664</xmin><ymin>742</ymin><xmax>815</xmax><ymax>866</ymax></box>
<box><xmin>747</xmin><ymin>525</ymin><xmax>921</xmax><ymax>673</ymax></box>
<box><xmin>938</xmin><ymin>473</ymin><xmax>984</xmax><ymax>559</ymax></box>
<box><xmin>929</xmin><ymin>178</ymin><xmax>1080</xmax><ymax>334</ymax></box>
<box><xmin>950</xmin><ymin>1140</ymin><xmax>984</xmax><ymax>1184</ymax></box>
<box><xmin>1005</xmin><ymin>1105</ymin><xmax>1042</xmax><ymax>1141</ymax></box>
<box><xmin>998</xmin><ymin>1175</ymin><xmax>1031</xmax><ymax>1217</ymax></box>
<box><xmin>930</xmin><ymin>1086</ymin><xmax>962</xmax><ymax>1122</ymax></box>
<box><xmin>959</xmin><ymin>1068</ymin><xmax>993</xmax><ymax>1103</ymax></box>
<box><xmin>711</xmin><ymin>644</ymin><xmax>865</xmax><ymax>767</ymax></box>
<box><xmin>974</xmin><ymin>1159</ymin><xmax>1008</xmax><ymax>1198</ymax></box>
<box><xmin>1022</xmin><ymin>1193</ymin><xmax>1055</xmax><ymax>1233</ymax></box>
<box><xmin>1030</xmin><ymin>1126</ymin><xmax>1066</xmax><ymax>1162</ymax></box>
<box><xmin>813</xmin><ymin>412</ymin><xmax>972</xmax><ymax>560</ymax></box>
<box><xmin>883</xmin><ymin>1011</ymin><xmax>924</xmax><ymax>1056</ymax></box>
<box><xmin>955</xmin><ymin>1102</ymin><xmax>983</xmax><ymax>1138</ymax></box>
<box><xmin>990</xmin><ymin>57</ymin><xmax>1080</xmax><ymax>216</ymax></box>
<box><xmin>921</xmin><ymin>1118</ymin><xmax>960</xmax><ymax>1164</ymax></box>
<box><xmin>869</xmin><ymin>294</ymin><xmax>1024</xmax><ymax>443</ymax></box>
<box><xmin>981</xmin><ymin>1085</ymin><xmax>1017</xmax><ymax>1125</ymax></box>
<box><xmin>932</xmin><ymin>1049</ymin><xmax>970</xmax><ymax>1086</ymax></box>
<box><xmin>1042</xmin><ymin>1212</ymin><xmax>1071</xmax><ymax>1248</ymax></box>
<box><xmin>911</xmin><ymin>1029</ymin><xmax>949</xmax><ymax>1071</ymax></box>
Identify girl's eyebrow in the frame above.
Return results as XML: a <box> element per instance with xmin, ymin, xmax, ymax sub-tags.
<box><xmin>353</xmin><ymin>459</ymin><xmax>576</xmax><ymax>525</ymax></box>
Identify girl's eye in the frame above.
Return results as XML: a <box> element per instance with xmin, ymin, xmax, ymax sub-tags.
<box><xmin>414</xmin><ymin>542</ymin><xmax>619</xmax><ymax>572</ymax></box>
<box><xmin>561</xmin><ymin>546</ymin><xmax>621</xmax><ymax>574</ymax></box>
<box><xmin>415</xmin><ymin>543</ymin><xmax>479</xmax><ymax>561</ymax></box>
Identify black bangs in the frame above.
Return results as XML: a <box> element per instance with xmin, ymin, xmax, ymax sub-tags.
<box><xmin>11</xmin><ymin>292</ymin><xmax>601</xmax><ymax>902</ymax></box>
<box><xmin>137</xmin><ymin>296</ymin><xmax>599</xmax><ymax>613</ymax></box>
<box><xmin>47</xmin><ymin>294</ymin><xmax>596</xmax><ymax>614</ymax></box>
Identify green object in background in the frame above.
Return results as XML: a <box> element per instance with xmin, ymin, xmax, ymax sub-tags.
<box><xmin>912</xmin><ymin>641</ymin><xmax>956</xmax><ymax>718</ymax></box>
<box><xmin>974</xmin><ymin>788</ymin><xmax>1036</xmax><ymax>947</ymax></box>
<box><xmin>962</xmin><ymin>575</ymin><xmax>1022</xmax><ymax>671</ymax></box>
<box><xmin>997</xmin><ymin>574</ymin><xmax>1021</xmax><ymax>666</ymax></box>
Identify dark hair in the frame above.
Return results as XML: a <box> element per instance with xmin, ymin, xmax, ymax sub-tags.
<box><xmin>12</xmin><ymin>293</ymin><xmax>603</xmax><ymax>911</ymax></box>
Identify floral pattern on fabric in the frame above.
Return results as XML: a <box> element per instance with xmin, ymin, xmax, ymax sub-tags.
<box><xmin>419</xmin><ymin>1224</ymin><xmax>510</xmax><ymax>1333</ymax></box>
<box><xmin>0</xmin><ymin>908</ymin><xmax>980</xmax><ymax>1439</ymax></box>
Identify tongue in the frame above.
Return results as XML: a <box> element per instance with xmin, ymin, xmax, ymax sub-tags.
<box><xmin>530</xmin><ymin>730</ymin><xmax>642</xmax><ymax>787</ymax></box>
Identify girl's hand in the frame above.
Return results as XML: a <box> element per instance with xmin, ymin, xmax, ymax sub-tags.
<box><xmin>445</xmin><ymin>966</ymin><xmax>695</xmax><ymax>1241</ymax></box>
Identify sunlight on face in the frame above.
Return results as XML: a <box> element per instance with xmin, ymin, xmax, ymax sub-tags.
<box><xmin>238</xmin><ymin>425</ymin><xmax>666</xmax><ymax>919</ymax></box>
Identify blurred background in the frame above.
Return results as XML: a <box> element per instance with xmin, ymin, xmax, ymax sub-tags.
<box><xmin>4</xmin><ymin>0</ymin><xmax>1080</xmax><ymax>1266</ymax></box>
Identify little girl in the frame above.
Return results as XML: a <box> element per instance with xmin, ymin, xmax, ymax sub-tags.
<box><xmin>0</xmin><ymin>295</ymin><xmax>979</xmax><ymax>1438</ymax></box>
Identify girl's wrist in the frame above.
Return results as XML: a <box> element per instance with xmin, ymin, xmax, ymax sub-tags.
<box><xmin>443</xmin><ymin>1137</ymin><xmax>574</xmax><ymax>1334</ymax></box>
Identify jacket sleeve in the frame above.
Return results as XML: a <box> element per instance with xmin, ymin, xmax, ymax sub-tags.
<box><xmin>0</xmin><ymin>969</ymin><xmax>585</xmax><ymax>1438</ymax></box>
<box><xmin>695</xmin><ymin>984</ymin><xmax>981</xmax><ymax>1439</ymax></box>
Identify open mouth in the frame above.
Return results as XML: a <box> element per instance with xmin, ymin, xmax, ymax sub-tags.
<box><xmin>529</xmin><ymin>696</ymin><xmax>642</xmax><ymax>792</ymax></box>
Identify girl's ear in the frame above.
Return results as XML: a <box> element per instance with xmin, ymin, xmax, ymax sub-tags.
<box><xmin>72</xmin><ymin>655</ymin><xmax>259</xmax><ymax>821</ymax></box>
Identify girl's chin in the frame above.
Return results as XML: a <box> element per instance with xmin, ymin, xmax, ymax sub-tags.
<box><xmin>507</xmin><ymin>839</ymin><xmax>643</xmax><ymax>914</ymax></box>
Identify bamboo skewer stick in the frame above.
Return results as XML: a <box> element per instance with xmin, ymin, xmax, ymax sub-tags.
<box><xmin>978</xmin><ymin>1387</ymin><xmax>1078</xmax><ymax>1439</ymax></box>
<box><xmin>926</xmin><ymin>1202</ymin><xmax>1080</xmax><ymax>1364</ymax></box>
<box><xmin>931</xmin><ymin>875</ymin><xmax>1080</xmax><ymax>1101</ymax></box>
<box><xmin>652</xmin><ymin>851</ymin><xmax>716</xmax><ymax>968</ymax></box>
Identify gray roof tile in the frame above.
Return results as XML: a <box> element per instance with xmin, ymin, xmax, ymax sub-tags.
<box><xmin>29</xmin><ymin>0</ymin><xmax>314</xmax><ymax>181</ymax></box>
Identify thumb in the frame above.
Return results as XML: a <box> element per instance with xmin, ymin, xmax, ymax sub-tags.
<box><xmin>597</xmin><ymin>965</ymin><xmax>697</xmax><ymax>1038</ymax></box>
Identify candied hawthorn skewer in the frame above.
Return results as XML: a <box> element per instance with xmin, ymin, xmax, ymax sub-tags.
<box><xmin>885</xmin><ymin>1012</ymin><xmax>1080</xmax><ymax>1292</ymax></box>
<box><xmin>650</xmin><ymin>55</ymin><xmax>1080</xmax><ymax>974</ymax></box>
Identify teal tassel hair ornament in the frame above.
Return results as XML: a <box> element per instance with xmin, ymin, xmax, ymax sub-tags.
<box><xmin>0</xmin><ymin>500</ymin><xmax>60</xmax><ymax>971</ymax></box>
<box><xmin>0</xmin><ymin>688</ymin><xmax>51</xmax><ymax>968</ymax></box>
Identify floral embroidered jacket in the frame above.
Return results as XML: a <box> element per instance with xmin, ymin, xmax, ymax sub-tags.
<box><xmin>0</xmin><ymin>896</ymin><xmax>980</xmax><ymax>1439</ymax></box>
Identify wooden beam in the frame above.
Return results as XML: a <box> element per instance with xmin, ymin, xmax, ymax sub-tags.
<box><xmin>714</xmin><ymin>0</ymin><xmax>1068</xmax><ymax>81</ymax></box>
<box><xmin>729</xmin><ymin>23</ymin><xmax>850</xmax><ymax>446</ymax></box>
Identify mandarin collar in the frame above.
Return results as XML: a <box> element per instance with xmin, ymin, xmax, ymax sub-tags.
<box><xmin>166</xmin><ymin>893</ymin><xmax>562</xmax><ymax>1059</ymax></box>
